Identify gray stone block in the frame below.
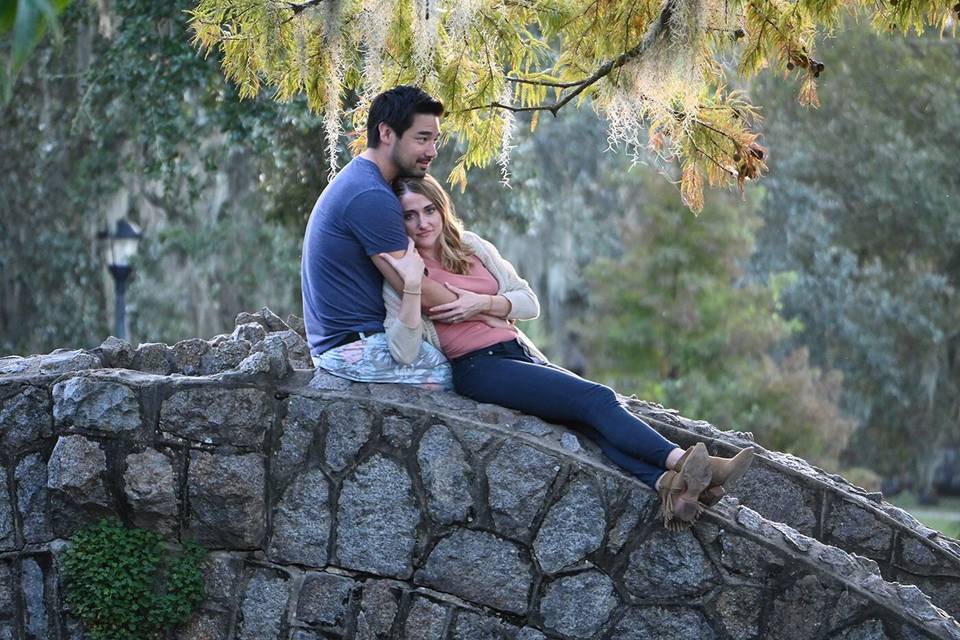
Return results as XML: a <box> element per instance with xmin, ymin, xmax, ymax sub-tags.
<box><xmin>825</xmin><ymin>502</ymin><xmax>894</xmax><ymax>558</ymax></box>
<box><xmin>296</xmin><ymin>572</ymin><xmax>355</xmax><ymax>629</ymax></box>
<box><xmin>612</xmin><ymin>606</ymin><xmax>715</xmax><ymax>640</ymax></box>
<box><xmin>96</xmin><ymin>336</ymin><xmax>134</xmax><ymax>369</ymax></box>
<box><xmin>734</xmin><ymin>466</ymin><xmax>817</xmax><ymax>535</ymax></box>
<box><xmin>606</xmin><ymin>486</ymin><xmax>658</xmax><ymax>555</ymax></box>
<box><xmin>268</xmin><ymin>468</ymin><xmax>331</xmax><ymax>567</ymax></box>
<box><xmin>382</xmin><ymin>416</ymin><xmax>414</xmax><ymax>449</ymax></box>
<box><xmin>188</xmin><ymin>452</ymin><xmax>266</xmax><ymax>548</ymax></box>
<box><xmin>308</xmin><ymin>369</ymin><xmax>354</xmax><ymax>391</ymax></box>
<box><xmin>236</xmin><ymin>351</ymin><xmax>272</xmax><ymax>376</ymax></box>
<box><xmin>415</xmin><ymin>528</ymin><xmax>533</xmax><ymax>615</ymax></box>
<box><xmin>21</xmin><ymin>557</ymin><xmax>48</xmax><ymax>640</ymax></box>
<box><xmin>451</xmin><ymin>609</ymin><xmax>519</xmax><ymax>639</ymax></box>
<box><xmin>533</xmin><ymin>477</ymin><xmax>605</xmax><ymax>573</ymax></box>
<box><xmin>258</xmin><ymin>306</ymin><xmax>289</xmax><ymax>332</ymax></box>
<box><xmin>250</xmin><ymin>334</ymin><xmax>293</xmax><ymax>379</ymax></box>
<box><xmin>124</xmin><ymin>449</ymin><xmax>178</xmax><ymax>534</ymax></box>
<box><xmin>37</xmin><ymin>350</ymin><xmax>101</xmax><ymax>375</ymax></box>
<box><xmin>829</xmin><ymin>620</ymin><xmax>890</xmax><ymax>640</ymax></box>
<box><xmin>237</xmin><ymin>568</ymin><xmax>289</xmax><ymax>640</ymax></box>
<box><xmin>133</xmin><ymin>342</ymin><xmax>175</xmax><ymax>375</ymax></box>
<box><xmin>0</xmin><ymin>385</ymin><xmax>53</xmax><ymax>450</ymax></box>
<box><xmin>624</xmin><ymin>529</ymin><xmax>719</xmax><ymax>597</ymax></box>
<box><xmin>355</xmin><ymin>579</ymin><xmax>402</xmax><ymax>640</ymax></box>
<box><xmin>324</xmin><ymin>402</ymin><xmax>374</xmax><ymax>472</ymax></box>
<box><xmin>198</xmin><ymin>552</ymin><xmax>243</xmax><ymax>613</ymax></box>
<box><xmin>47</xmin><ymin>435</ymin><xmax>111</xmax><ymax>534</ymax></box>
<box><xmin>898</xmin><ymin>538</ymin><xmax>942</xmax><ymax>573</ymax></box>
<box><xmin>515</xmin><ymin>628</ymin><xmax>547</xmax><ymax>640</ymax></box>
<box><xmin>513</xmin><ymin>416</ymin><xmax>552</xmax><ymax>437</ymax></box>
<box><xmin>0</xmin><ymin>473</ymin><xmax>14</xmax><ymax>551</ymax></box>
<box><xmin>15</xmin><ymin>453</ymin><xmax>50</xmax><ymax>543</ymax></box>
<box><xmin>767</xmin><ymin>575</ymin><xmax>859</xmax><ymax>640</ymax></box>
<box><xmin>274</xmin><ymin>329</ymin><xmax>313</xmax><ymax>369</ymax></box>
<box><xmin>175</xmin><ymin>611</ymin><xmax>229</xmax><ymax>640</ymax></box>
<box><xmin>286</xmin><ymin>314</ymin><xmax>306</xmax><ymax>338</ymax></box>
<box><xmin>712</xmin><ymin>586</ymin><xmax>763</xmax><ymax>640</ymax></box>
<box><xmin>53</xmin><ymin>377</ymin><xmax>141</xmax><ymax>432</ymax></box>
<box><xmin>199</xmin><ymin>340</ymin><xmax>251</xmax><ymax>375</ymax></box>
<box><xmin>274</xmin><ymin>396</ymin><xmax>324</xmax><ymax>488</ymax></box>
<box><xmin>719</xmin><ymin>532</ymin><xmax>785</xmax><ymax>579</ymax></box>
<box><xmin>172</xmin><ymin>339</ymin><xmax>211</xmax><ymax>376</ymax></box>
<box><xmin>458</xmin><ymin>428</ymin><xmax>495</xmax><ymax>456</ymax></box>
<box><xmin>560</xmin><ymin>432</ymin><xmax>581</xmax><ymax>452</ymax></box>
<box><xmin>486</xmin><ymin>443</ymin><xmax>560</xmax><ymax>538</ymax></box>
<box><xmin>0</xmin><ymin>561</ymin><xmax>14</xmax><ymax>615</ymax></box>
<box><xmin>403</xmin><ymin>596</ymin><xmax>449</xmax><ymax>640</ymax></box>
<box><xmin>540</xmin><ymin>570</ymin><xmax>618</xmax><ymax>639</ymax></box>
<box><xmin>417</xmin><ymin>424</ymin><xmax>474</xmax><ymax>525</ymax></box>
<box><xmin>232</xmin><ymin>322</ymin><xmax>267</xmax><ymax>345</ymax></box>
<box><xmin>161</xmin><ymin>387</ymin><xmax>273</xmax><ymax>447</ymax></box>
<box><xmin>336</xmin><ymin>455</ymin><xmax>420</xmax><ymax>578</ymax></box>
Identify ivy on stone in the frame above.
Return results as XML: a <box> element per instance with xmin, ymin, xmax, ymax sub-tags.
<box><xmin>62</xmin><ymin>518</ymin><xmax>206</xmax><ymax>640</ymax></box>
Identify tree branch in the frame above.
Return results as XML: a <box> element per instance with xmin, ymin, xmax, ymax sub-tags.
<box><xmin>460</xmin><ymin>0</ymin><xmax>682</xmax><ymax>116</ymax></box>
<box><xmin>286</xmin><ymin>0</ymin><xmax>331</xmax><ymax>14</ymax></box>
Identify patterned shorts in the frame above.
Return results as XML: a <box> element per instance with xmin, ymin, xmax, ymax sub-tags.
<box><xmin>312</xmin><ymin>332</ymin><xmax>453</xmax><ymax>390</ymax></box>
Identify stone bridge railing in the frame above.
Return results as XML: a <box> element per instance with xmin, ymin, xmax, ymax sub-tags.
<box><xmin>0</xmin><ymin>310</ymin><xmax>957</xmax><ymax>640</ymax></box>
<box><xmin>624</xmin><ymin>400</ymin><xmax>960</xmax><ymax>619</ymax></box>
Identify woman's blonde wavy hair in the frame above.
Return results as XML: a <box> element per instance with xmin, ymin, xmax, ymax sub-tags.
<box><xmin>393</xmin><ymin>174</ymin><xmax>474</xmax><ymax>275</ymax></box>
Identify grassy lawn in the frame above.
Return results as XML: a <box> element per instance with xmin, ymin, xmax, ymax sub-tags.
<box><xmin>888</xmin><ymin>493</ymin><xmax>960</xmax><ymax>539</ymax></box>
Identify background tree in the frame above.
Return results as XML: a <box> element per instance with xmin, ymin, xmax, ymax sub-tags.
<box><xmin>749</xmin><ymin>23</ymin><xmax>960</xmax><ymax>496</ymax></box>
<box><xmin>0</xmin><ymin>0</ymin><xmax>72</xmax><ymax>102</ymax></box>
<box><xmin>0</xmin><ymin>0</ymin><xmax>328</xmax><ymax>352</ymax></box>
<box><xmin>584</xmin><ymin>176</ymin><xmax>856</xmax><ymax>470</ymax></box>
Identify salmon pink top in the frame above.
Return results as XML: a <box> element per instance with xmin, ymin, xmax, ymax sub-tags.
<box><xmin>422</xmin><ymin>253</ymin><xmax>518</xmax><ymax>359</ymax></box>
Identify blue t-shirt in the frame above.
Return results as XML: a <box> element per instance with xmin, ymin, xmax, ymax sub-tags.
<box><xmin>301</xmin><ymin>157</ymin><xmax>409</xmax><ymax>355</ymax></box>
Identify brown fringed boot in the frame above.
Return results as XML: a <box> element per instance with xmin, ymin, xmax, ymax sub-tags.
<box><xmin>700</xmin><ymin>447</ymin><xmax>755</xmax><ymax>507</ymax></box>
<box><xmin>657</xmin><ymin>443</ymin><xmax>713</xmax><ymax>531</ymax></box>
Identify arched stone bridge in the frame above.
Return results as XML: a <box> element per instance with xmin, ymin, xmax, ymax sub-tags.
<box><xmin>0</xmin><ymin>309</ymin><xmax>958</xmax><ymax>640</ymax></box>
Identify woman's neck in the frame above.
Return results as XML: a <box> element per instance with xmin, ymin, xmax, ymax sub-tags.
<box><xmin>420</xmin><ymin>246</ymin><xmax>441</xmax><ymax>262</ymax></box>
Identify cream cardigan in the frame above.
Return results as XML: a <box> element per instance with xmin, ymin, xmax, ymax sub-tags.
<box><xmin>382</xmin><ymin>231</ymin><xmax>546</xmax><ymax>364</ymax></box>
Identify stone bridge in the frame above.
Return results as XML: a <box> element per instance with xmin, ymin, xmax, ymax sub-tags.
<box><xmin>0</xmin><ymin>309</ymin><xmax>958</xmax><ymax>640</ymax></box>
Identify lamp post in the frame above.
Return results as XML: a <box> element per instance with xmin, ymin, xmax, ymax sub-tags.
<box><xmin>97</xmin><ymin>219</ymin><xmax>143</xmax><ymax>340</ymax></box>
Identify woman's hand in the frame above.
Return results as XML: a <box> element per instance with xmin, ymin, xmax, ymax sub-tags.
<box><xmin>378</xmin><ymin>238</ymin><xmax>424</xmax><ymax>290</ymax></box>
<box><xmin>429</xmin><ymin>283</ymin><xmax>491</xmax><ymax>323</ymax></box>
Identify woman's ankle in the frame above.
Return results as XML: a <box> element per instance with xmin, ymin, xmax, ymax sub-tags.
<box><xmin>665</xmin><ymin>447</ymin><xmax>684</xmax><ymax>470</ymax></box>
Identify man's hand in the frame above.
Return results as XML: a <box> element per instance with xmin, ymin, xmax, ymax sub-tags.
<box><xmin>429</xmin><ymin>283</ymin><xmax>491</xmax><ymax>323</ymax></box>
<box><xmin>377</xmin><ymin>238</ymin><xmax>424</xmax><ymax>289</ymax></box>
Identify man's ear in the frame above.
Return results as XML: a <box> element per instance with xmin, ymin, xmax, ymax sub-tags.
<box><xmin>378</xmin><ymin>122</ymin><xmax>395</xmax><ymax>146</ymax></box>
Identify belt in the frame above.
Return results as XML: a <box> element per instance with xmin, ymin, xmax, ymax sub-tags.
<box><xmin>329</xmin><ymin>329</ymin><xmax>383</xmax><ymax>350</ymax></box>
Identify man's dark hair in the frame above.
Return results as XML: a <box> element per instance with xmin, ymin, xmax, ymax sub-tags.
<box><xmin>367</xmin><ymin>86</ymin><xmax>444</xmax><ymax>148</ymax></box>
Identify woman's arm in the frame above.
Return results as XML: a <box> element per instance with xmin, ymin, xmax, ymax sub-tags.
<box><xmin>468</xmin><ymin>234</ymin><xmax>540</xmax><ymax>321</ymax></box>
<box><xmin>379</xmin><ymin>240</ymin><xmax>427</xmax><ymax>364</ymax></box>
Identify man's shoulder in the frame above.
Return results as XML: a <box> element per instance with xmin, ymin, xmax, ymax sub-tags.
<box><xmin>328</xmin><ymin>164</ymin><xmax>397</xmax><ymax>209</ymax></box>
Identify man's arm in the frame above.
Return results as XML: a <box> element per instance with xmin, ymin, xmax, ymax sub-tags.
<box><xmin>372</xmin><ymin>252</ymin><xmax>456</xmax><ymax>308</ymax></box>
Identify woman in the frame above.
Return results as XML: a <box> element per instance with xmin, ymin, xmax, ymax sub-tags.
<box><xmin>379</xmin><ymin>175</ymin><xmax>754</xmax><ymax>530</ymax></box>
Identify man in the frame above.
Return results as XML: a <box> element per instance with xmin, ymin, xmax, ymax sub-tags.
<box><xmin>301</xmin><ymin>85</ymin><xmax>453</xmax><ymax>361</ymax></box>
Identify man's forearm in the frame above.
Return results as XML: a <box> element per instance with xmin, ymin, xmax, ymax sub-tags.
<box><xmin>421</xmin><ymin>277</ymin><xmax>456</xmax><ymax>308</ymax></box>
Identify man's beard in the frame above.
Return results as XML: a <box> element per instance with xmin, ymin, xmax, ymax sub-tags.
<box><xmin>392</xmin><ymin>147</ymin><xmax>429</xmax><ymax>178</ymax></box>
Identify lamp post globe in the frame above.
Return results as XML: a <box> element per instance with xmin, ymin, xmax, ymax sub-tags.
<box><xmin>97</xmin><ymin>218</ymin><xmax>142</xmax><ymax>340</ymax></box>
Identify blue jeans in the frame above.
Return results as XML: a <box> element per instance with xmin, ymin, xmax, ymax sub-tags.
<box><xmin>451</xmin><ymin>339</ymin><xmax>677</xmax><ymax>489</ymax></box>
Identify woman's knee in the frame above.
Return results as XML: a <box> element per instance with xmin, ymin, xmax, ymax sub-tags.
<box><xmin>584</xmin><ymin>381</ymin><xmax>618</xmax><ymax>406</ymax></box>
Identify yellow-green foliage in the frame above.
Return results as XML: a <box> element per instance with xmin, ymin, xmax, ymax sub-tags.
<box><xmin>188</xmin><ymin>0</ymin><xmax>956</xmax><ymax>206</ymax></box>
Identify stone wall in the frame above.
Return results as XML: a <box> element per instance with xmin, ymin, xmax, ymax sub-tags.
<box><xmin>625</xmin><ymin>401</ymin><xmax>960</xmax><ymax>618</ymax></box>
<box><xmin>1</xmin><ymin>317</ymin><xmax>959</xmax><ymax>640</ymax></box>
